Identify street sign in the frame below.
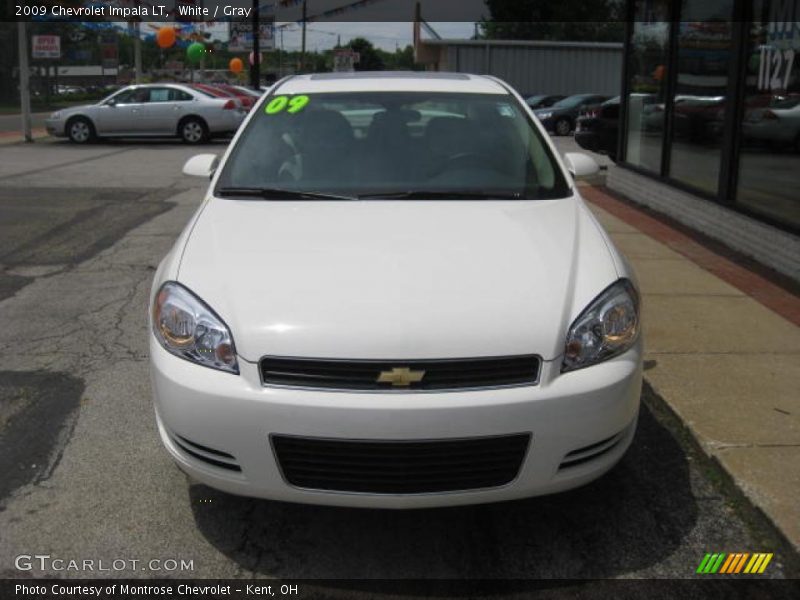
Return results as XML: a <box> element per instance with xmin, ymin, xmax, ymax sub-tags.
<box><xmin>32</xmin><ymin>35</ymin><xmax>61</xmax><ymax>59</ymax></box>
<box><xmin>229</xmin><ymin>20</ymin><xmax>275</xmax><ymax>53</ymax></box>
<box><xmin>99</xmin><ymin>32</ymin><xmax>119</xmax><ymax>69</ymax></box>
<box><xmin>333</xmin><ymin>49</ymin><xmax>360</xmax><ymax>72</ymax></box>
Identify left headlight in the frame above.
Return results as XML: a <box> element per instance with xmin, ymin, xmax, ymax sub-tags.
<box><xmin>562</xmin><ymin>279</ymin><xmax>640</xmax><ymax>373</ymax></box>
<box><xmin>50</xmin><ymin>111</ymin><xmax>62</xmax><ymax>119</ymax></box>
<box><xmin>152</xmin><ymin>282</ymin><xmax>239</xmax><ymax>374</ymax></box>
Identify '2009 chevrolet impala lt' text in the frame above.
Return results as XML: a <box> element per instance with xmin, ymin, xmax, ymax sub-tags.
<box><xmin>149</xmin><ymin>72</ymin><xmax>643</xmax><ymax>508</ymax></box>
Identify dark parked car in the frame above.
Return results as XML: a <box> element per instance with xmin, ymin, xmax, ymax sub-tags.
<box><xmin>533</xmin><ymin>94</ymin><xmax>610</xmax><ymax>136</ymax></box>
<box><xmin>525</xmin><ymin>94</ymin><xmax>566</xmax><ymax>110</ymax></box>
<box><xmin>575</xmin><ymin>97</ymin><xmax>620</xmax><ymax>161</ymax></box>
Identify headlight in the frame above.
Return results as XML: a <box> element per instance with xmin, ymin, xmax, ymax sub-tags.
<box><xmin>51</xmin><ymin>111</ymin><xmax>62</xmax><ymax>119</ymax></box>
<box><xmin>562</xmin><ymin>279</ymin><xmax>640</xmax><ymax>373</ymax></box>
<box><xmin>538</xmin><ymin>112</ymin><xmax>552</xmax><ymax>119</ymax></box>
<box><xmin>152</xmin><ymin>282</ymin><xmax>239</xmax><ymax>374</ymax></box>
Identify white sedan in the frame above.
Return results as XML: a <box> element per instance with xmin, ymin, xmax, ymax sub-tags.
<box><xmin>149</xmin><ymin>72</ymin><xmax>642</xmax><ymax>508</ymax></box>
<box><xmin>742</xmin><ymin>97</ymin><xmax>800</xmax><ymax>151</ymax></box>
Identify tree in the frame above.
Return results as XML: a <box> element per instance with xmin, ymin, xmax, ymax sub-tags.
<box><xmin>383</xmin><ymin>45</ymin><xmax>418</xmax><ymax>71</ymax></box>
<box><xmin>481</xmin><ymin>0</ymin><xmax>625</xmax><ymax>43</ymax></box>
<box><xmin>348</xmin><ymin>37</ymin><xmax>384</xmax><ymax>71</ymax></box>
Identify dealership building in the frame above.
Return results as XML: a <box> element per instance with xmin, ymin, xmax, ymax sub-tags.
<box><xmin>612</xmin><ymin>0</ymin><xmax>799</xmax><ymax>281</ymax></box>
<box><xmin>415</xmin><ymin>1</ymin><xmax>799</xmax><ymax>281</ymax></box>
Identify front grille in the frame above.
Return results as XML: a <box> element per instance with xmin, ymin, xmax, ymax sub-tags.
<box><xmin>260</xmin><ymin>355</ymin><xmax>540</xmax><ymax>391</ymax></box>
<box><xmin>272</xmin><ymin>433</ymin><xmax>531</xmax><ymax>494</ymax></box>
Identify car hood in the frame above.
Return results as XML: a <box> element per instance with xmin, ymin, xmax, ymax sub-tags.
<box><xmin>177</xmin><ymin>196</ymin><xmax>619</xmax><ymax>362</ymax></box>
<box><xmin>536</xmin><ymin>106</ymin><xmax>572</xmax><ymax>116</ymax></box>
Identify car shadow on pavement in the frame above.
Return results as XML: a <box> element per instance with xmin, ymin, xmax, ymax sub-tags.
<box><xmin>188</xmin><ymin>393</ymin><xmax>699</xmax><ymax>580</ymax></box>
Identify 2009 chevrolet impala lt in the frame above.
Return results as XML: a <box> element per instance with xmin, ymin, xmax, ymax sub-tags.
<box><xmin>149</xmin><ymin>72</ymin><xmax>642</xmax><ymax>508</ymax></box>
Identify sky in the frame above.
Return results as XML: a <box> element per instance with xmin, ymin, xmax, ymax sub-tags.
<box><xmin>153</xmin><ymin>0</ymin><xmax>486</xmax><ymax>52</ymax></box>
<box><xmin>270</xmin><ymin>22</ymin><xmax>478</xmax><ymax>52</ymax></box>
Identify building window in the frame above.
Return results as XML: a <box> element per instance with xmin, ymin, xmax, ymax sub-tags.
<box><xmin>624</xmin><ymin>0</ymin><xmax>670</xmax><ymax>172</ymax></box>
<box><xmin>736</xmin><ymin>4</ymin><xmax>800</xmax><ymax>230</ymax></box>
<box><xmin>668</xmin><ymin>0</ymin><xmax>735</xmax><ymax>195</ymax></box>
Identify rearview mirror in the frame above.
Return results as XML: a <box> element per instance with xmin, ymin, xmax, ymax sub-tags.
<box><xmin>182</xmin><ymin>154</ymin><xmax>219</xmax><ymax>178</ymax></box>
<box><xmin>563</xmin><ymin>152</ymin><xmax>600</xmax><ymax>179</ymax></box>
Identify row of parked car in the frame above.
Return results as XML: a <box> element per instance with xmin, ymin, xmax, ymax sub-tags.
<box><xmin>523</xmin><ymin>92</ymin><xmax>620</xmax><ymax>161</ymax></box>
<box><xmin>532</xmin><ymin>89</ymin><xmax>800</xmax><ymax>163</ymax></box>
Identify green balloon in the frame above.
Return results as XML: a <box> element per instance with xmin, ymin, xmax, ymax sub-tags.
<box><xmin>187</xmin><ymin>42</ymin><xmax>205</xmax><ymax>63</ymax></box>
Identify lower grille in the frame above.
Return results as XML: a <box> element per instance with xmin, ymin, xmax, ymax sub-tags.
<box><xmin>272</xmin><ymin>433</ymin><xmax>531</xmax><ymax>494</ymax></box>
<box><xmin>260</xmin><ymin>355</ymin><xmax>541</xmax><ymax>391</ymax></box>
<box><xmin>171</xmin><ymin>434</ymin><xmax>241</xmax><ymax>472</ymax></box>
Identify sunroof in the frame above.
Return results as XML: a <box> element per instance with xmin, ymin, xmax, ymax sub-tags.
<box><xmin>309</xmin><ymin>71</ymin><xmax>471</xmax><ymax>80</ymax></box>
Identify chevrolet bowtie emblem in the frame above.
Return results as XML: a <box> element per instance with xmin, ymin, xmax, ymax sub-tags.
<box><xmin>376</xmin><ymin>367</ymin><xmax>426</xmax><ymax>387</ymax></box>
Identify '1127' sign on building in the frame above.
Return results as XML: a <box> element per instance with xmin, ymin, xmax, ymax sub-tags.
<box><xmin>757</xmin><ymin>2</ymin><xmax>798</xmax><ymax>91</ymax></box>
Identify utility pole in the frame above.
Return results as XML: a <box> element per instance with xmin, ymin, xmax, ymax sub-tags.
<box><xmin>279</xmin><ymin>27</ymin><xmax>284</xmax><ymax>78</ymax></box>
<box><xmin>17</xmin><ymin>21</ymin><xmax>32</xmax><ymax>142</ymax></box>
<box><xmin>250</xmin><ymin>0</ymin><xmax>259</xmax><ymax>89</ymax></box>
<box><xmin>133</xmin><ymin>21</ymin><xmax>142</xmax><ymax>82</ymax></box>
<box><xmin>133</xmin><ymin>0</ymin><xmax>142</xmax><ymax>83</ymax></box>
<box><xmin>300</xmin><ymin>0</ymin><xmax>307</xmax><ymax>73</ymax></box>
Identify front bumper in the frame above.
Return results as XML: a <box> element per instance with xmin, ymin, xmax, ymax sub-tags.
<box><xmin>151</xmin><ymin>338</ymin><xmax>642</xmax><ymax>508</ymax></box>
<box><xmin>535</xmin><ymin>116</ymin><xmax>555</xmax><ymax>132</ymax></box>
<box><xmin>45</xmin><ymin>118</ymin><xmax>66</xmax><ymax>137</ymax></box>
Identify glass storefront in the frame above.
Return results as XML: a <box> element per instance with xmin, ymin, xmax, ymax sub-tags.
<box><xmin>625</xmin><ymin>0</ymin><xmax>670</xmax><ymax>173</ymax></box>
<box><xmin>736</xmin><ymin>2</ymin><xmax>800</xmax><ymax>229</ymax></box>
<box><xmin>668</xmin><ymin>1</ymin><xmax>734</xmax><ymax>195</ymax></box>
<box><xmin>621</xmin><ymin>0</ymin><xmax>800</xmax><ymax>233</ymax></box>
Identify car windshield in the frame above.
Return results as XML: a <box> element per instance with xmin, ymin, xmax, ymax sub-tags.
<box><xmin>215</xmin><ymin>91</ymin><xmax>570</xmax><ymax>200</ymax></box>
<box><xmin>552</xmin><ymin>95</ymin><xmax>591</xmax><ymax>108</ymax></box>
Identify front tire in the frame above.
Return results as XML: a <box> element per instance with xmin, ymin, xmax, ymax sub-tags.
<box><xmin>179</xmin><ymin>117</ymin><xmax>208</xmax><ymax>144</ymax></box>
<box><xmin>554</xmin><ymin>117</ymin><xmax>572</xmax><ymax>136</ymax></box>
<box><xmin>66</xmin><ymin>117</ymin><xmax>95</xmax><ymax>144</ymax></box>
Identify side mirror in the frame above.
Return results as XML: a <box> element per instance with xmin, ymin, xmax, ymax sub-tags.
<box><xmin>106</xmin><ymin>98</ymin><xmax>117</xmax><ymax>107</ymax></box>
<box><xmin>182</xmin><ymin>153</ymin><xmax>219</xmax><ymax>178</ymax></box>
<box><xmin>563</xmin><ymin>152</ymin><xmax>600</xmax><ymax>179</ymax></box>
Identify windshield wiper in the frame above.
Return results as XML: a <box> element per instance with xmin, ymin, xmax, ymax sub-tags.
<box><xmin>216</xmin><ymin>187</ymin><xmax>356</xmax><ymax>201</ymax></box>
<box><xmin>358</xmin><ymin>190</ymin><xmax>526</xmax><ymax>200</ymax></box>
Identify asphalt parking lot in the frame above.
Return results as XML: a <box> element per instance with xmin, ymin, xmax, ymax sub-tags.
<box><xmin>0</xmin><ymin>137</ymin><xmax>797</xmax><ymax>591</ymax></box>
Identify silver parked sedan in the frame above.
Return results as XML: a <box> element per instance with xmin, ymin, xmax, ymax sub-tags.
<box><xmin>45</xmin><ymin>83</ymin><xmax>247</xmax><ymax>144</ymax></box>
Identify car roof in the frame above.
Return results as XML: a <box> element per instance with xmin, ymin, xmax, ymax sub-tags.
<box><xmin>276</xmin><ymin>71</ymin><xmax>509</xmax><ymax>95</ymax></box>
<box><xmin>120</xmin><ymin>83</ymin><xmax>195</xmax><ymax>93</ymax></box>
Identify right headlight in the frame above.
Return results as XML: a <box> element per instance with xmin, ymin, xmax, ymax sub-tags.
<box><xmin>152</xmin><ymin>282</ymin><xmax>239</xmax><ymax>374</ymax></box>
<box><xmin>561</xmin><ymin>279</ymin><xmax>640</xmax><ymax>373</ymax></box>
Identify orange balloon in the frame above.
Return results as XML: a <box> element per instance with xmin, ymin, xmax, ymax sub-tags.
<box><xmin>229</xmin><ymin>57</ymin><xmax>244</xmax><ymax>74</ymax></box>
<box><xmin>156</xmin><ymin>27</ymin><xmax>176</xmax><ymax>49</ymax></box>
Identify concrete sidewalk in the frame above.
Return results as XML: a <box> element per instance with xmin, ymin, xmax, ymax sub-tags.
<box><xmin>0</xmin><ymin>129</ymin><xmax>48</xmax><ymax>145</ymax></box>
<box><xmin>582</xmin><ymin>183</ymin><xmax>800</xmax><ymax>553</ymax></box>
